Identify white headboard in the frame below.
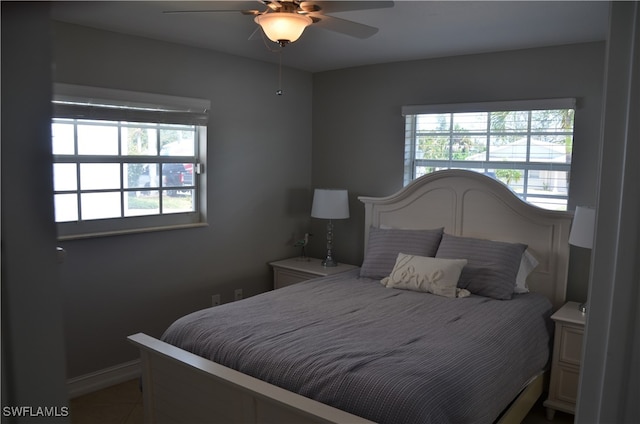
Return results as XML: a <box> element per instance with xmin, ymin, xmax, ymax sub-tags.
<box><xmin>358</xmin><ymin>170</ymin><xmax>573</xmax><ymax>309</ymax></box>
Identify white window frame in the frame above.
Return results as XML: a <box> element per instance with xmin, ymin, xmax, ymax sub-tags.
<box><xmin>402</xmin><ymin>98</ymin><xmax>576</xmax><ymax>210</ymax></box>
<box><xmin>52</xmin><ymin>84</ymin><xmax>209</xmax><ymax>239</ymax></box>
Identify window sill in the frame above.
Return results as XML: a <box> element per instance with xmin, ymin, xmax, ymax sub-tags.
<box><xmin>57</xmin><ymin>222</ymin><xmax>208</xmax><ymax>241</ymax></box>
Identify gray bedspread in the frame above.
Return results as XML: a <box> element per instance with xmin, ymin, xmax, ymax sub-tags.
<box><xmin>162</xmin><ymin>269</ymin><xmax>553</xmax><ymax>424</ymax></box>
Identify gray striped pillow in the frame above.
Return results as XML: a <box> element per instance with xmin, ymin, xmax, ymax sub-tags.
<box><xmin>435</xmin><ymin>234</ymin><xmax>527</xmax><ymax>300</ymax></box>
<box><xmin>360</xmin><ymin>227</ymin><xmax>443</xmax><ymax>279</ymax></box>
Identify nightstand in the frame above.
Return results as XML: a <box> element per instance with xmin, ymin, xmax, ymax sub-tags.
<box><xmin>544</xmin><ymin>301</ymin><xmax>586</xmax><ymax>420</ymax></box>
<box><xmin>269</xmin><ymin>257</ymin><xmax>359</xmax><ymax>289</ymax></box>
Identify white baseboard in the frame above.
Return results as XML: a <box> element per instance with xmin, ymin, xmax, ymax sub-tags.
<box><xmin>67</xmin><ymin>359</ymin><xmax>141</xmax><ymax>399</ymax></box>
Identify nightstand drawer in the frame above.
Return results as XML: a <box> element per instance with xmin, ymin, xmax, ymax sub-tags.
<box><xmin>270</xmin><ymin>258</ymin><xmax>359</xmax><ymax>290</ymax></box>
<box><xmin>559</xmin><ymin>325</ymin><xmax>584</xmax><ymax>365</ymax></box>
<box><xmin>556</xmin><ymin>366</ymin><xmax>580</xmax><ymax>405</ymax></box>
<box><xmin>273</xmin><ymin>269</ymin><xmax>311</xmax><ymax>289</ymax></box>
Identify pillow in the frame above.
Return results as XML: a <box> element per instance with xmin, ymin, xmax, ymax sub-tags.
<box><xmin>435</xmin><ymin>234</ymin><xmax>527</xmax><ymax>300</ymax></box>
<box><xmin>360</xmin><ymin>227</ymin><xmax>444</xmax><ymax>279</ymax></box>
<box><xmin>514</xmin><ymin>250</ymin><xmax>539</xmax><ymax>294</ymax></box>
<box><xmin>381</xmin><ymin>253</ymin><xmax>469</xmax><ymax>298</ymax></box>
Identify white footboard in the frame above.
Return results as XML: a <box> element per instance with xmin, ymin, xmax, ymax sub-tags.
<box><xmin>496</xmin><ymin>371</ymin><xmax>547</xmax><ymax>424</ymax></box>
<box><xmin>127</xmin><ymin>333</ymin><xmax>374</xmax><ymax>424</ymax></box>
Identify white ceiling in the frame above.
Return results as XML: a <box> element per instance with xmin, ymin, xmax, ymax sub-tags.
<box><xmin>51</xmin><ymin>1</ymin><xmax>610</xmax><ymax>73</ymax></box>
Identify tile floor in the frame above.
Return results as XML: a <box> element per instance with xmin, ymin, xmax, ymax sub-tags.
<box><xmin>69</xmin><ymin>379</ymin><xmax>574</xmax><ymax>424</ymax></box>
<box><xmin>523</xmin><ymin>399</ymin><xmax>574</xmax><ymax>424</ymax></box>
<box><xmin>69</xmin><ymin>379</ymin><xmax>143</xmax><ymax>424</ymax></box>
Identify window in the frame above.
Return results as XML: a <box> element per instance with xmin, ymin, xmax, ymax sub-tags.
<box><xmin>403</xmin><ymin>99</ymin><xmax>575</xmax><ymax>210</ymax></box>
<box><xmin>52</xmin><ymin>84</ymin><xmax>209</xmax><ymax>239</ymax></box>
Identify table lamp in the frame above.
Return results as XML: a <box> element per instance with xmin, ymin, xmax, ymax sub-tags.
<box><xmin>311</xmin><ymin>189</ymin><xmax>349</xmax><ymax>267</ymax></box>
<box><xmin>569</xmin><ymin>206</ymin><xmax>596</xmax><ymax>313</ymax></box>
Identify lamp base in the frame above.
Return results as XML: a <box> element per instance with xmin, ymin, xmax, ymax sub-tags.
<box><xmin>321</xmin><ymin>257</ymin><xmax>338</xmax><ymax>267</ymax></box>
<box><xmin>322</xmin><ymin>219</ymin><xmax>338</xmax><ymax>267</ymax></box>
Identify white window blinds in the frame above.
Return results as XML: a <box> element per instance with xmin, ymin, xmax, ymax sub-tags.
<box><xmin>52</xmin><ymin>83</ymin><xmax>210</xmax><ymax>126</ymax></box>
<box><xmin>402</xmin><ymin>98</ymin><xmax>576</xmax><ymax>116</ymax></box>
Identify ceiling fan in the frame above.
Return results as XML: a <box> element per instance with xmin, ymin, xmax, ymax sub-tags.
<box><xmin>164</xmin><ymin>1</ymin><xmax>394</xmax><ymax>47</ymax></box>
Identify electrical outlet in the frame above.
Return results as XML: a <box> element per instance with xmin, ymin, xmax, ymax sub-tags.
<box><xmin>234</xmin><ymin>289</ymin><xmax>243</xmax><ymax>301</ymax></box>
<box><xmin>211</xmin><ymin>294</ymin><xmax>221</xmax><ymax>307</ymax></box>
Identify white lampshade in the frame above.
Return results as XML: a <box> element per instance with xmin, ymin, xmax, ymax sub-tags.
<box><xmin>569</xmin><ymin>206</ymin><xmax>596</xmax><ymax>249</ymax></box>
<box><xmin>255</xmin><ymin>13</ymin><xmax>312</xmax><ymax>45</ymax></box>
<box><xmin>311</xmin><ymin>189</ymin><xmax>350</xmax><ymax>220</ymax></box>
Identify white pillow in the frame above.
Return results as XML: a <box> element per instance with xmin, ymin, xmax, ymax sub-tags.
<box><xmin>381</xmin><ymin>253</ymin><xmax>469</xmax><ymax>298</ymax></box>
<box><xmin>514</xmin><ymin>250</ymin><xmax>539</xmax><ymax>294</ymax></box>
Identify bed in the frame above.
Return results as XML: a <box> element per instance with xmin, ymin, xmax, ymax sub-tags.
<box><xmin>128</xmin><ymin>169</ymin><xmax>573</xmax><ymax>423</ymax></box>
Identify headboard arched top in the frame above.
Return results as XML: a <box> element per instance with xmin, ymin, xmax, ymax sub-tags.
<box><xmin>358</xmin><ymin>170</ymin><xmax>573</xmax><ymax>309</ymax></box>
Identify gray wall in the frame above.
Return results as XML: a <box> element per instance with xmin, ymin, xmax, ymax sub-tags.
<box><xmin>52</xmin><ymin>22</ymin><xmax>313</xmax><ymax>378</ymax></box>
<box><xmin>44</xmin><ymin>23</ymin><xmax>605</xmax><ymax>379</ymax></box>
<box><xmin>310</xmin><ymin>42</ymin><xmax>605</xmax><ymax>304</ymax></box>
<box><xmin>1</xmin><ymin>3</ymin><xmax>69</xmax><ymax>417</ymax></box>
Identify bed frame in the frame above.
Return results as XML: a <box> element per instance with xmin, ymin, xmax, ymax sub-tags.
<box><xmin>128</xmin><ymin>169</ymin><xmax>573</xmax><ymax>423</ymax></box>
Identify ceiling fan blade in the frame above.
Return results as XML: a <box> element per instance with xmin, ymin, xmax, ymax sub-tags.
<box><xmin>311</xmin><ymin>14</ymin><xmax>379</xmax><ymax>39</ymax></box>
<box><xmin>162</xmin><ymin>1</ymin><xmax>266</xmax><ymax>14</ymax></box>
<box><xmin>162</xmin><ymin>9</ymin><xmax>252</xmax><ymax>14</ymax></box>
<box><xmin>313</xmin><ymin>1</ymin><xmax>394</xmax><ymax>14</ymax></box>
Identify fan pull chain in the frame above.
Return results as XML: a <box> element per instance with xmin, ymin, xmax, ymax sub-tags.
<box><xmin>257</xmin><ymin>28</ymin><xmax>284</xmax><ymax>95</ymax></box>
<box><xmin>276</xmin><ymin>50</ymin><xmax>283</xmax><ymax>96</ymax></box>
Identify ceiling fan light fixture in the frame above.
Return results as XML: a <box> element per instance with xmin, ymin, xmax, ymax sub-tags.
<box><xmin>255</xmin><ymin>13</ymin><xmax>312</xmax><ymax>46</ymax></box>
